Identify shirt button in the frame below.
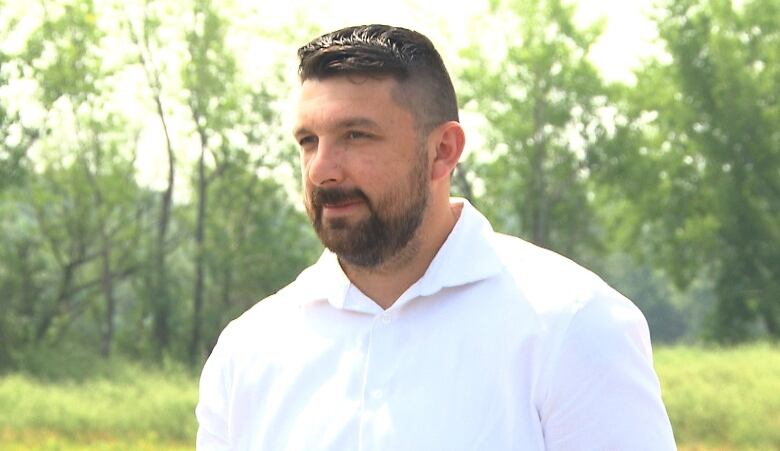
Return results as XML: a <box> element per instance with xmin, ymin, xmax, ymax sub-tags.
<box><xmin>371</xmin><ymin>389</ymin><xmax>383</xmax><ymax>400</ymax></box>
<box><xmin>381</xmin><ymin>314</ymin><xmax>392</xmax><ymax>324</ymax></box>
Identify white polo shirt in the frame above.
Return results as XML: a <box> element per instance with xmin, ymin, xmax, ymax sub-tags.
<box><xmin>196</xmin><ymin>199</ymin><xmax>676</xmax><ymax>451</ymax></box>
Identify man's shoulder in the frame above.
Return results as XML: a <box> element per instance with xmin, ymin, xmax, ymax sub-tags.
<box><xmin>488</xmin><ymin>232</ymin><xmax>602</xmax><ymax>293</ymax></box>
<box><xmin>486</xmin><ymin>232</ymin><xmax>641</xmax><ymax>323</ymax></box>
<box><xmin>484</xmin><ymin>232</ymin><xmax>652</xmax><ymax>370</ymax></box>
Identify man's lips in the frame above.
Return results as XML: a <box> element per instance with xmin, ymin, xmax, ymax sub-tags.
<box><xmin>322</xmin><ymin>199</ymin><xmax>363</xmax><ymax>212</ymax></box>
<box><xmin>311</xmin><ymin>187</ymin><xmax>369</xmax><ymax>219</ymax></box>
<box><xmin>324</xmin><ymin>198</ymin><xmax>362</xmax><ymax>207</ymax></box>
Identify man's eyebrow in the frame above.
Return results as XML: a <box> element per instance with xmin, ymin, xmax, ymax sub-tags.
<box><xmin>337</xmin><ymin>117</ymin><xmax>381</xmax><ymax>130</ymax></box>
<box><xmin>293</xmin><ymin>126</ymin><xmax>311</xmax><ymax>139</ymax></box>
<box><xmin>293</xmin><ymin>117</ymin><xmax>381</xmax><ymax>139</ymax></box>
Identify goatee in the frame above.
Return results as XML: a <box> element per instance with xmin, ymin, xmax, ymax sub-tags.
<box><xmin>305</xmin><ymin>157</ymin><xmax>428</xmax><ymax>268</ymax></box>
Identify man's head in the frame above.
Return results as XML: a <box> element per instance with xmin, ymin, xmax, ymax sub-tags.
<box><xmin>295</xmin><ymin>25</ymin><xmax>464</xmax><ymax>269</ymax></box>
<box><xmin>297</xmin><ymin>24</ymin><xmax>459</xmax><ymax>135</ymax></box>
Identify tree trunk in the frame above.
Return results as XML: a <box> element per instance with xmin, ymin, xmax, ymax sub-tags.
<box><xmin>36</xmin><ymin>262</ymin><xmax>76</xmax><ymax>342</ymax></box>
<box><xmin>453</xmin><ymin>163</ymin><xmax>477</xmax><ymax>206</ymax></box>
<box><xmin>99</xmin><ymin>228</ymin><xmax>116</xmax><ymax>358</ymax></box>
<box><xmin>221</xmin><ymin>264</ymin><xmax>232</xmax><ymax>310</ymax></box>
<box><xmin>529</xmin><ymin>91</ymin><xmax>549</xmax><ymax>247</ymax></box>
<box><xmin>151</xmin><ymin>92</ymin><xmax>175</xmax><ymax>357</ymax></box>
<box><xmin>126</xmin><ymin>12</ymin><xmax>177</xmax><ymax>357</ymax></box>
<box><xmin>190</xmin><ymin>137</ymin><xmax>208</xmax><ymax>367</ymax></box>
<box><xmin>763</xmin><ymin>309</ymin><xmax>779</xmax><ymax>338</ymax></box>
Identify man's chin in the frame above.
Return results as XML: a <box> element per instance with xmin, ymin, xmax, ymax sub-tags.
<box><xmin>321</xmin><ymin>216</ymin><xmax>351</xmax><ymax>231</ymax></box>
<box><xmin>316</xmin><ymin>226</ymin><xmax>354</xmax><ymax>249</ymax></box>
<box><xmin>328</xmin><ymin>245</ymin><xmax>383</xmax><ymax>268</ymax></box>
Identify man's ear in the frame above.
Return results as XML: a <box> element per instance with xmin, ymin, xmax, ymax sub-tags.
<box><xmin>429</xmin><ymin>121</ymin><xmax>465</xmax><ymax>181</ymax></box>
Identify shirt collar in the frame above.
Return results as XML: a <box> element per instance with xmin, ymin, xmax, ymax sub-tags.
<box><xmin>294</xmin><ymin>198</ymin><xmax>504</xmax><ymax>311</ymax></box>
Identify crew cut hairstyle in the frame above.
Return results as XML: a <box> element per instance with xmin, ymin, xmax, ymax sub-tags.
<box><xmin>297</xmin><ymin>24</ymin><xmax>459</xmax><ymax>134</ymax></box>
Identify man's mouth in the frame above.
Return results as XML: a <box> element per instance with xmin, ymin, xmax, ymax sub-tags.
<box><xmin>323</xmin><ymin>199</ymin><xmax>362</xmax><ymax>209</ymax></box>
<box><xmin>311</xmin><ymin>187</ymin><xmax>369</xmax><ymax>215</ymax></box>
<box><xmin>320</xmin><ymin>198</ymin><xmax>364</xmax><ymax>217</ymax></box>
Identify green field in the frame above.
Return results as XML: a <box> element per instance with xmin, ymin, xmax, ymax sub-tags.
<box><xmin>655</xmin><ymin>344</ymin><xmax>780</xmax><ymax>450</ymax></box>
<box><xmin>1</xmin><ymin>344</ymin><xmax>778</xmax><ymax>450</ymax></box>
<box><xmin>0</xmin><ymin>363</ymin><xmax>196</xmax><ymax>451</ymax></box>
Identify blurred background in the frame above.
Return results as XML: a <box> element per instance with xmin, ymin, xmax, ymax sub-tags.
<box><xmin>0</xmin><ymin>0</ymin><xmax>778</xmax><ymax>449</ymax></box>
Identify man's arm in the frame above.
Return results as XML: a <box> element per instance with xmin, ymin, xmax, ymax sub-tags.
<box><xmin>539</xmin><ymin>290</ymin><xmax>677</xmax><ymax>450</ymax></box>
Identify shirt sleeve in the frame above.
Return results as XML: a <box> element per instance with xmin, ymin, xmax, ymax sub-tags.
<box><xmin>539</xmin><ymin>288</ymin><xmax>677</xmax><ymax>451</ymax></box>
<box><xmin>196</xmin><ymin>325</ymin><xmax>234</xmax><ymax>451</ymax></box>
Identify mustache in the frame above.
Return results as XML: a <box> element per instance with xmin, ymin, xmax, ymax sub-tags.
<box><xmin>310</xmin><ymin>187</ymin><xmax>370</xmax><ymax>208</ymax></box>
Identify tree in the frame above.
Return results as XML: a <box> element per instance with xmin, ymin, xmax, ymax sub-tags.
<box><xmin>0</xmin><ymin>43</ymin><xmax>36</xmax><ymax>191</ymax></box>
<box><xmin>203</xmin><ymin>154</ymin><xmax>319</xmax><ymax>351</ymax></box>
<box><xmin>182</xmin><ymin>0</ymin><xmax>238</xmax><ymax>365</ymax></box>
<box><xmin>124</xmin><ymin>0</ymin><xmax>179</xmax><ymax>359</ymax></box>
<box><xmin>458</xmin><ymin>0</ymin><xmax>608</xmax><ymax>262</ymax></box>
<box><xmin>0</xmin><ymin>0</ymin><xmax>348</xmax><ymax>373</ymax></box>
<box><xmin>591</xmin><ymin>0</ymin><xmax>780</xmax><ymax>341</ymax></box>
<box><xmin>19</xmin><ymin>0</ymin><xmax>145</xmax><ymax>357</ymax></box>
<box><xmin>181</xmin><ymin>0</ymin><xmax>314</xmax><ymax>364</ymax></box>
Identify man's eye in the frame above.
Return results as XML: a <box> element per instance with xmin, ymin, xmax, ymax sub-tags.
<box><xmin>347</xmin><ymin>131</ymin><xmax>370</xmax><ymax>140</ymax></box>
<box><xmin>298</xmin><ymin>136</ymin><xmax>316</xmax><ymax>147</ymax></box>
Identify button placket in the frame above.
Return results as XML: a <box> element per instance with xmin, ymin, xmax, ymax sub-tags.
<box><xmin>358</xmin><ymin>310</ymin><xmax>399</xmax><ymax>450</ymax></box>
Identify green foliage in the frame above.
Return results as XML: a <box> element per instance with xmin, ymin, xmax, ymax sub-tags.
<box><xmin>656</xmin><ymin>344</ymin><xmax>780</xmax><ymax>449</ymax></box>
<box><xmin>0</xmin><ymin>434</ymin><xmax>191</xmax><ymax>451</ymax></box>
<box><xmin>0</xmin><ymin>49</ymin><xmax>35</xmax><ymax>190</ymax></box>
<box><xmin>0</xmin><ymin>361</ymin><xmax>197</xmax><ymax>443</ymax></box>
<box><xmin>203</xmin><ymin>162</ymin><xmax>319</xmax><ymax>346</ymax></box>
<box><xmin>183</xmin><ymin>0</ymin><xmax>240</xmax><ymax>135</ymax></box>
<box><xmin>23</xmin><ymin>0</ymin><xmax>104</xmax><ymax>106</ymax></box>
<box><xmin>603</xmin><ymin>254</ymin><xmax>691</xmax><ymax>343</ymax></box>
<box><xmin>0</xmin><ymin>0</ymin><xmax>318</xmax><ymax>372</ymax></box>
<box><xmin>458</xmin><ymin>0</ymin><xmax>608</xmax><ymax>262</ymax></box>
<box><xmin>591</xmin><ymin>0</ymin><xmax>780</xmax><ymax>341</ymax></box>
<box><xmin>176</xmin><ymin>0</ymin><xmax>318</xmax><ymax>365</ymax></box>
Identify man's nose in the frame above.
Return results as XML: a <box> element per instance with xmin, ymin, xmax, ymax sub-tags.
<box><xmin>306</xmin><ymin>138</ymin><xmax>344</xmax><ymax>186</ymax></box>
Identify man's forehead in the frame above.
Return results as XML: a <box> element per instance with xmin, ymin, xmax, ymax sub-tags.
<box><xmin>297</xmin><ymin>76</ymin><xmax>397</xmax><ymax>102</ymax></box>
<box><xmin>293</xmin><ymin>77</ymin><xmax>409</xmax><ymax>131</ymax></box>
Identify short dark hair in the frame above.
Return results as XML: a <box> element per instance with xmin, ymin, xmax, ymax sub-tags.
<box><xmin>297</xmin><ymin>24</ymin><xmax>459</xmax><ymax>134</ymax></box>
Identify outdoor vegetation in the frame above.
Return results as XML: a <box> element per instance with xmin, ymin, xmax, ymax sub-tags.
<box><xmin>1</xmin><ymin>344</ymin><xmax>778</xmax><ymax>450</ymax></box>
<box><xmin>1</xmin><ymin>0</ymin><xmax>778</xmax><ymax>448</ymax></box>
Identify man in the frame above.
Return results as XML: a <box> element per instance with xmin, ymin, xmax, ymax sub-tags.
<box><xmin>196</xmin><ymin>24</ymin><xmax>676</xmax><ymax>450</ymax></box>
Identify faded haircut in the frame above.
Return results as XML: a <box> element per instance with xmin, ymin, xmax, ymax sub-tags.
<box><xmin>297</xmin><ymin>24</ymin><xmax>459</xmax><ymax>135</ymax></box>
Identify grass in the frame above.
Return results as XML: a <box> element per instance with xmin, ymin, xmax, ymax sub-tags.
<box><xmin>0</xmin><ymin>344</ymin><xmax>778</xmax><ymax>450</ymax></box>
<box><xmin>0</xmin><ymin>361</ymin><xmax>197</xmax><ymax>450</ymax></box>
<box><xmin>0</xmin><ymin>429</ymin><xmax>191</xmax><ymax>451</ymax></box>
<box><xmin>656</xmin><ymin>343</ymin><xmax>780</xmax><ymax>451</ymax></box>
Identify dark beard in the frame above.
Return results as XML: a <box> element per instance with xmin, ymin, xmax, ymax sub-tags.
<box><xmin>306</xmin><ymin>156</ymin><xmax>428</xmax><ymax>268</ymax></box>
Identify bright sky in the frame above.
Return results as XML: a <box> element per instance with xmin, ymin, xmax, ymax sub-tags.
<box><xmin>1</xmin><ymin>0</ymin><xmax>660</xmax><ymax>83</ymax></box>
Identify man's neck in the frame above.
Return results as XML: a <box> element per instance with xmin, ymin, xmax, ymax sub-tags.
<box><xmin>341</xmin><ymin>200</ymin><xmax>463</xmax><ymax>310</ymax></box>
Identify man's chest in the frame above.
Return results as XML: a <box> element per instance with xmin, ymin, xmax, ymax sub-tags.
<box><xmin>226</xmin><ymin>296</ymin><xmax>546</xmax><ymax>451</ymax></box>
